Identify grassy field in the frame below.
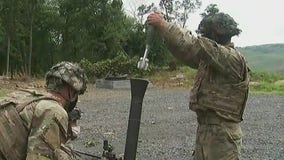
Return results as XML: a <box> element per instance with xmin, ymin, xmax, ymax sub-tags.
<box><xmin>239</xmin><ymin>44</ymin><xmax>284</xmax><ymax>73</ymax></box>
<box><xmin>146</xmin><ymin>66</ymin><xmax>284</xmax><ymax>95</ymax></box>
<box><xmin>0</xmin><ymin>67</ymin><xmax>283</xmax><ymax>97</ymax></box>
<box><xmin>249</xmin><ymin>72</ymin><xmax>284</xmax><ymax>95</ymax></box>
<box><xmin>0</xmin><ymin>88</ymin><xmax>8</xmax><ymax>97</ymax></box>
<box><xmin>242</xmin><ymin>52</ymin><xmax>284</xmax><ymax>73</ymax></box>
<box><xmin>145</xmin><ymin>66</ymin><xmax>196</xmax><ymax>89</ymax></box>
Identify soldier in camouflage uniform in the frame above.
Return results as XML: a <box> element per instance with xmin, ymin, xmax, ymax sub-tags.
<box><xmin>147</xmin><ymin>10</ymin><xmax>249</xmax><ymax>160</ymax></box>
<box><xmin>0</xmin><ymin>61</ymin><xmax>87</xmax><ymax>160</ymax></box>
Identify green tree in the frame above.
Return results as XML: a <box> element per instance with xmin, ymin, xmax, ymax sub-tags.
<box><xmin>0</xmin><ymin>0</ymin><xmax>52</xmax><ymax>76</ymax></box>
<box><xmin>57</xmin><ymin>0</ymin><xmax>131</xmax><ymax>62</ymax></box>
<box><xmin>0</xmin><ymin>0</ymin><xmax>157</xmax><ymax>77</ymax></box>
<box><xmin>159</xmin><ymin>0</ymin><xmax>201</xmax><ymax>28</ymax></box>
<box><xmin>31</xmin><ymin>0</ymin><xmax>63</xmax><ymax>74</ymax></box>
<box><xmin>0</xmin><ymin>0</ymin><xmax>18</xmax><ymax>76</ymax></box>
<box><xmin>121</xmin><ymin>17</ymin><xmax>145</xmax><ymax>58</ymax></box>
<box><xmin>137</xmin><ymin>3</ymin><xmax>154</xmax><ymax>23</ymax></box>
<box><xmin>200</xmin><ymin>3</ymin><xmax>219</xmax><ymax>18</ymax></box>
<box><xmin>131</xmin><ymin>0</ymin><xmax>203</xmax><ymax>67</ymax></box>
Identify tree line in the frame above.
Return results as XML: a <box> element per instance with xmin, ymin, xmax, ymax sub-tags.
<box><xmin>0</xmin><ymin>0</ymin><xmax>201</xmax><ymax>78</ymax></box>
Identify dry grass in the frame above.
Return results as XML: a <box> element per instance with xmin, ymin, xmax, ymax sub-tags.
<box><xmin>0</xmin><ymin>77</ymin><xmax>46</xmax><ymax>97</ymax></box>
<box><xmin>146</xmin><ymin>66</ymin><xmax>196</xmax><ymax>89</ymax></box>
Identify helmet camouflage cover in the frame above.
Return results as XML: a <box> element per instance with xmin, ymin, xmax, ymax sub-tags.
<box><xmin>46</xmin><ymin>61</ymin><xmax>88</xmax><ymax>94</ymax></box>
<box><xmin>197</xmin><ymin>12</ymin><xmax>241</xmax><ymax>38</ymax></box>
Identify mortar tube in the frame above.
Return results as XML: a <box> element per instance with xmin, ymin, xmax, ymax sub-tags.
<box><xmin>124</xmin><ymin>78</ymin><xmax>149</xmax><ymax>160</ymax></box>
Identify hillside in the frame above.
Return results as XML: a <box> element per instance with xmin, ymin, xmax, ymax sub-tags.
<box><xmin>238</xmin><ymin>44</ymin><xmax>284</xmax><ymax>73</ymax></box>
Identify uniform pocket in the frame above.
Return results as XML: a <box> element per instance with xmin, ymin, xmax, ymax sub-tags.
<box><xmin>223</xmin><ymin>122</ymin><xmax>242</xmax><ymax>155</ymax></box>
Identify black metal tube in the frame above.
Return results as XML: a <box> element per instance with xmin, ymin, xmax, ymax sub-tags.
<box><xmin>124</xmin><ymin>78</ymin><xmax>149</xmax><ymax>160</ymax></box>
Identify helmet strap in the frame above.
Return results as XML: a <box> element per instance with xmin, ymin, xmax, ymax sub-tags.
<box><xmin>65</xmin><ymin>86</ymin><xmax>78</xmax><ymax>112</ymax></box>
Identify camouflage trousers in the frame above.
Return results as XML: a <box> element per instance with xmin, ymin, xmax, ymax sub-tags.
<box><xmin>193</xmin><ymin>113</ymin><xmax>242</xmax><ymax>160</ymax></box>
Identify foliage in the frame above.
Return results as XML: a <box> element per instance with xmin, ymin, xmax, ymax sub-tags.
<box><xmin>134</xmin><ymin>0</ymin><xmax>198</xmax><ymax>68</ymax></box>
<box><xmin>200</xmin><ymin>4</ymin><xmax>219</xmax><ymax>17</ymax></box>
<box><xmin>122</xmin><ymin>19</ymin><xmax>146</xmax><ymax>58</ymax></box>
<box><xmin>137</xmin><ymin>3</ymin><xmax>154</xmax><ymax>23</ymax></box>
<box><xmin>79</xmin><ymin>52</ymin><xmax>141</xmax><ymax>81</ymax></box>
<box><xmin>57</xmin><ymin>0</ymin><xmax>130</xmax><ymax>61</ymax></box>
<box><xmin>159</xmin><ymin>0</ymin><xmax>201</xmax><ymax>27</ymax></box>
<box><xmin>0</xmin><ymin>0</ymin><xmax>203</xmax><ymax>78</ymax></box>
<box><xmin>0</xmin><ymin>0</ymin><xmax>141</xmax><ymax>77</ymax></box>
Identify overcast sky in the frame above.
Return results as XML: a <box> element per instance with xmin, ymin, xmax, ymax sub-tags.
<box><xmin>122</xmin><ymin>0</ymin><xmax>284</xmax><ymax>47</ymax></box>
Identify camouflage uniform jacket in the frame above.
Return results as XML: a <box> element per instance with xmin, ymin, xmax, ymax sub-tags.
<box><xmin>6</xmin><ymin>90</ymin><xmax>75</xmax><ymax>160</ymax></box>
<box><xmin>162</xmin><ymin>24</ymin><xmax>249</xmax><ymax>122</ymax></box>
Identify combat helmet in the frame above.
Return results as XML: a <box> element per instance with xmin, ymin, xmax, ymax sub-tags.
<box><xmin>46</xmin><ymin>61</ymin><xmax>88</xmax><ymax>94</ymax></box>
<box><xmin>196</xmin><ymin>12</ymin><xmax>241</xmax><ymax>39</ymax></box>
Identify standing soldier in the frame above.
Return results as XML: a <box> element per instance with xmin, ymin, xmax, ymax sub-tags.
<box><xmin>147</xmin><ymin>8</ymin><xmax>249</xmax><ymax>160</ymax></box>
<box><xmin>0</xmin><ymin>61</ymin><xmax>88</xmax><ymax>160</ymax></box>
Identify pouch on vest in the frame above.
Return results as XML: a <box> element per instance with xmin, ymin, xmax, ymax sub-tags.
<box><xmin>0</xmin><ymin>89</ymin><xmax>58</xmax><ymax>160</ymax></box>
<box><xmin>0</xmin><ymin>100</ymin><xmax>28</xmax><ymax>160</ymax></box>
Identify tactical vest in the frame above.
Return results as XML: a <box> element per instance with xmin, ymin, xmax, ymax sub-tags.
<box><xmin>0</xmin><ymin>89</ymin><xmax>58</xmax><ymax>160</ymax></box>
<box><xmin>189</xmin><ymin>56</ymin><xmax>249</xmax><ymax>122</ymax></box>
